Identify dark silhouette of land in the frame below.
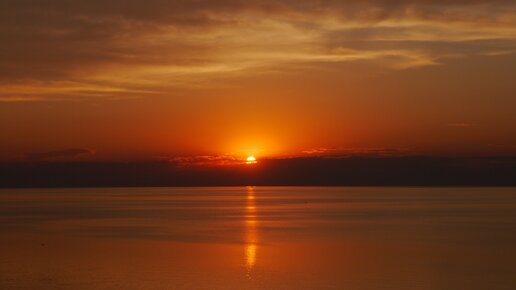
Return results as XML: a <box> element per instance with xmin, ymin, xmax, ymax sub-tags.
<box><xmin>1</xmin><ymin>156</ymin><xmax>515</xmax><ymax>187</ymax></box>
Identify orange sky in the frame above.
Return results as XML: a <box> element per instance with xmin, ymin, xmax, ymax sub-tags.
<box><xmin>1</xmin><ymin>0</ymin><xmax>516</xmax><ymax>161</ymax></box>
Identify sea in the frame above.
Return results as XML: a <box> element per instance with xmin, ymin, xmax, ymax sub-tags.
<box><xmin>1</xmin><ymin>187</ymin><xmax>515</xmax><ymax>290</ymax></box>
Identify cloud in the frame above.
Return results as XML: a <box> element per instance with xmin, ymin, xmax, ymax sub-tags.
<box><xmin>2</xmin><ymin>156</ymin><xmax>516</xmax><ymax>187</ymax></box>
<box><xmin>22</xmin><ymin>148</ymin><xmax>96</xmax><ymax>162</ymax></box>
<box><xmin>301</xmin><ymin>147</ymin><xmax>409</xmax><ymax>157</ymax></box>
<box><xmin>169</xmin><ymin>155</ymin><xmax>241</xmax><ymax>166</ymax></box>
<box><xmin>480</xmin><ymin>49</ymin><xmax>516</xmax><ymax>56</ymax></box>
<box><xmin>1</xmin><ymin>0</ymin><xmax>516</xmax><ymax>101</ymax></box>
<box><xmin>170</xmin><ymin>147</ymin><xmax>409</xmax><ymax>166</ymax></box>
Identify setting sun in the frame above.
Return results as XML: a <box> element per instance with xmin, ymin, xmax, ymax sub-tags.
<box><xmin>246</xmin><ymin>156</ymin><xmax>257</xmax><ymax>164</ymax></box>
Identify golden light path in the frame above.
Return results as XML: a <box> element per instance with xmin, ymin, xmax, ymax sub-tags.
<box><xmin>244</xmin><ymin>186</ymin><xmax>258</xmax><ymax>279</ymax></box>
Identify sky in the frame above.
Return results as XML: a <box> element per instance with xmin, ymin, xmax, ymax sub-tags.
<box><xmin>1</xmin><ymin>0</ymin><xmax>516</xmax><ymax>162</ymax></box>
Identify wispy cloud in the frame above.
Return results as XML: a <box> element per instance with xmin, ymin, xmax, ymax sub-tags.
<box><xmin>22</xmin><ymin>148</ymin><xmax>96</xmax><ymax>162</ymax></box>
<box><xmin>479</xmin><ymin>49</ymin><xmax>516</xmax><ymax>56</ymax></box>
<box><xmin>1</xmin><ymin>0</ymin><xmax>515</xmax><ymax>101</ymax></box>
<box><xmin>301</xmin><ymin>147</ymin><xmax>409</xmax><ymax>157</ymax></box>
<box><xmin>168</xmin><ymin>155</ymin><xmax>242</xmax><ymax>166</ymax></box>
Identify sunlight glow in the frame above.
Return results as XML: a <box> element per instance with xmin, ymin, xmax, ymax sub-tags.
<box><xmin>246</xmin><ymin>156</ymin><xmax>257</xmax><ymax>164</ymax></box>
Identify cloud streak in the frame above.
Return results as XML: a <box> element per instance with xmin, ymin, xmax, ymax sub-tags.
<box><xmin>0</xmin><ymin>1</ymin><xmax>515</xmax><ymax>101</ymax></box>
<box><xmin>301</xmin><ymin>147</ymin><xmax>409</xmax><ymax>157</ymax></box>
<box><xmin>169</xmin><ymin>155</ymin><xmax>242</xmax><ymax>166</ymax></box>
<box><xmin>22</xmin><ymin>148</ymin><xmax>96</xmax><ymax>162</ymax></box>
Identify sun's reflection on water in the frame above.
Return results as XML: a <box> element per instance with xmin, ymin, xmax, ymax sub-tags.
<box><xmin>244</xmin><ymin>186</ymin><xmax>258</xmax><ymax>278</ymax></box>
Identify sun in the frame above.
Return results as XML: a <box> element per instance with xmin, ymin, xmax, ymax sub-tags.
<box><xmin>246</xmin><ymin>156</ymin><xmax>257</xmax><ymax>164</ymax></box>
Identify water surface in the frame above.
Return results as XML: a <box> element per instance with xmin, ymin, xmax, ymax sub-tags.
<box><xmin>1</xmin><ymin>187</ymin><xmax>515</xmax><ymax>289</ymax></box>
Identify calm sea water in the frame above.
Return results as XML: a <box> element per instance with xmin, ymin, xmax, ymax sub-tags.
<box><xmin>0</xmin><ymin>187</ymin><xmax>515</xmax><ymax>290</ymax></box>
